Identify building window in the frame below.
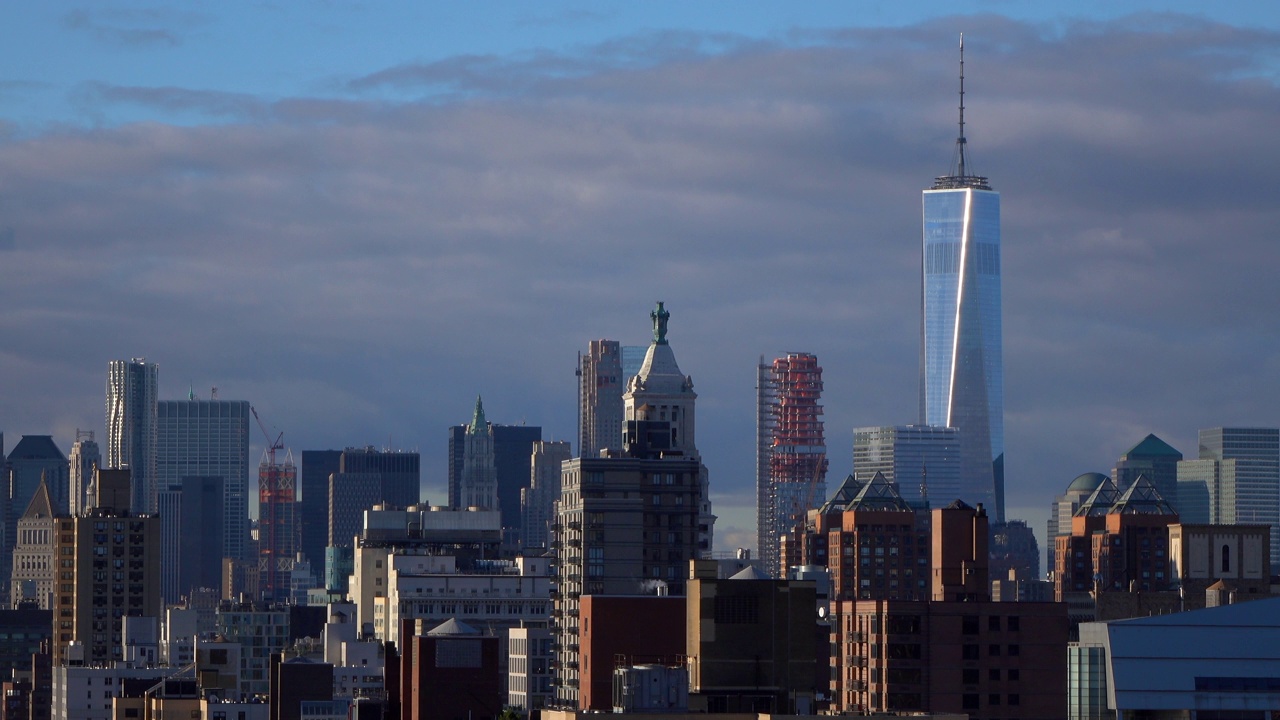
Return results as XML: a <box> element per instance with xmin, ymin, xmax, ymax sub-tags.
<box><xmin>1222</xmin><ymin>544</ymin><xmax>1231</xmax><ymax>572</ymax></box>
<box><xmin>962</xmin><ymin>694</ymin><xmax>979</xmax><ymax>710</ymax></box>
<box><xmin>1008</xmin><ymin>668</ymin><xmax>1020</xmax><ymax>682</ymax></box>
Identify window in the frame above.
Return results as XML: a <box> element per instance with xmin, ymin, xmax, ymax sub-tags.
<box><xmin>962</xmin><ymin>694</ymin><xmax>979</xmax><ymax>710</ymax></box>
<box><xmin>962</xmin><ymin>615</ymin><xmax>979</xmax><ymax>635</ymax></box>
<box><xmin>1009</xmin><ymin>693</ymin><xmax>1020</xmax><ymax>706</ymax></box>
<box><xmin>989</xmin><ymin>644</ymin><xmax>1001</xmax><ymax>657</ymax></box>
<box><xmin>989</xmin><ymin>668</ymin><xmax>1000</xmax><ymax>681</ymax></box>
<box><xmin>988</xmin><ymin>693</ymin><xmax>1001</xmax><ymax>706</ymax></box>
<box><xmin>1008</xmin><ymin>668</ymin><xmax>1020</xmax><ymax>682</ymax></box>
<box><xmin>962</xmin><ymin>668</ymin><xmax>978</xmax><ymax>684</ymax></box>
<box><xmin>988</xmin><ymin>615</ymin><xmax>1000</xmax><ymax>631</ymax></box>
<box><xmin>1008</xmin><ymin>616</ymin><xmax>1020</xmax><ymax>632</ymax></box>
<box><xmin>1008</xmin><ymin>644</ymin><xmax>1020</xmax><ymax>657</ymax></box>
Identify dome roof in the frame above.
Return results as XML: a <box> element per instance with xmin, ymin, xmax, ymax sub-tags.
<box><xmin>1067</xmin><ymin>472</ymin><xmax>1108</xmax><ymax>493</ymax></box>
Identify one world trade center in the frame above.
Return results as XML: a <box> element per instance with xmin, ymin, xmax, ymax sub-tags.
<box><xmin>920</xmin><ymin>35</ymin><xmax>1004</xmax><ymax>521</ymax></box>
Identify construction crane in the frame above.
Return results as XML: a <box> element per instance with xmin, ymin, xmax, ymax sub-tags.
<box><xmin>251</xmin><ymin>406</ymin><xmax>284</xmax><ymax>467</ymax></box>
<box><xmin>250</xmin><ymin>406</ymin><xmax>293</xmax><ymax>602</ymax></box>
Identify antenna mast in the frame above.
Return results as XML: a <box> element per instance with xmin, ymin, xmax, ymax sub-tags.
<box><xmin>957</xmin><ymin>32</ymin><xmax>967</xmax><ymax>179</ymax></box>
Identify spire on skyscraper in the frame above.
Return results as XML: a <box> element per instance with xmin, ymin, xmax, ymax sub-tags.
<box><xmin>469</xmin><ymin>396</ymin><xmax>488</xmax><ymax>435</ymax></box>
<box><xmin>933</xmin><ymin>33</ymin><xmax>991</xmax><ymax>191</ymax></box>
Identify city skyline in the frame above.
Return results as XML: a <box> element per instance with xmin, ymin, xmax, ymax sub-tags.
<box><xmin>2</xmin><ymin>8</ymin><xmax>1279</xmax><ymax>555</ymax></box>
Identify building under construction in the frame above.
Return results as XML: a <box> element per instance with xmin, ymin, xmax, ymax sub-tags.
<box><xmin>756</xmin><ymin>353</ymin><xmax>828</xmax><ymax>577</ymax></box>
<box><xmin>253</xmin><ymin>407</ymin><xmax>300</xmax><ymax>603</ymax></box>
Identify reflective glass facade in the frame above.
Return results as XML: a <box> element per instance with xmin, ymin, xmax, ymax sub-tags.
<box><xmin>921</xmin><ymin>187</ymin><xmax>1004</xmax><ymax>519</ymax></box>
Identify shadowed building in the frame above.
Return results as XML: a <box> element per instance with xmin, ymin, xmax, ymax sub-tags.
<box><xmin>105</xmin><ymin>358</ymin><xmax>159</xmax><ymax>515</ymax></box>
<box><xmin>1112</xmin><ymin>433</ymin><xmax>1182</xmax><ymax>508</ymax></box>
<box><xmin>401</xmin><ymin>618</ymin><xmax>501</xmax><ymax>720</ymax></box>
<box><xmin>4</xmin><ymin>436</ymin><xmax>68</xmax><ymax>596</ymax></box>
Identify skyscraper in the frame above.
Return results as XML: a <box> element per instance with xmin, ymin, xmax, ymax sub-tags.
<box><xmin>520</xmin><ymin>440</ymin><xmax>570</xmax><ymax>551</ymax></box>
<box><xmin>920</xmin><ymin>38</ymin><xmax>1005</xmax><ymax>520</ymax></box>
<box><xmin>3</xmin><ymin>435</ymin><xmax>68</xmax><ymax>597</ymax></box>
<box><xmin>578</xmin><ymin>340</ymin><xmax>625</xmax><ymax>458</ymax></box>
<box><xmin>67</xmin><ymin>430</ymin><xmax>100</xmax><ymax>517</ymax></box>
<box><xmin>299</xmin><ymin>450</ymin><xmax>341</xmax><ymax>569</ymax></box>
<box><xmin>155</xmin><ymin>399</ymin><xmax>251</xmax><ymax>562</ymax></box>
<box><xmin>1177</xmin><ymin>427</ymin><xmax>1280</xmax><ymax>567</ymax></box>
<box><xmin>852</xmin><ymin>425</ymin><xmax>960</xmax><ymax>508</ymax></box>
<box><xmin>459</xmin><ymin>397</ymin><xmax>498</xmax><ymax>510</ymax></box>
<box><xmin>258</xmin><ymin>447</ymin><xmax>298</xmax><ymax>603</ymax></box>
<box><xmin>756</xmin><ymin>353</ymin><xmax>828</xmax><ymax>577</ymax></box>
<box><xmin>105</xmin><ymin>358</ymin><xmax>159</xmax><ymax>514</ymax></box>
<box><xmin>448</xmin><ymin>407</ymin><xmax>541</xmax><ymax>541</ymax></box>
<box><xmin>1112</xmin><ymin>433</ymin><xmax>1183</xmax><ymax>508</ymax></box>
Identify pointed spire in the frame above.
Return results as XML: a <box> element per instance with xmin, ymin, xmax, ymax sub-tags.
<box><xmin>468</xmin><ymin>396</ymin><xmax>488</xmax><ymax>435</ymax></box>
<box><xmin>932</xmin><ymin>33</ymin><xmax>991</xmax><ymax>191</ymax></box>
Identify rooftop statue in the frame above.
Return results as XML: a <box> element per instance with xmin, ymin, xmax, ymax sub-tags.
<box><xmin>651</xmin><ymin>301</ymin><xmax>669</xmax><ymax>345</ymax></box>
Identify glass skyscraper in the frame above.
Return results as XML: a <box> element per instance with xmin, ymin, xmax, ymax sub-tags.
<box><xmin>919</xmin><ymin>39</ymin><xmax>1005</xmax><ymax>520</ymax></box>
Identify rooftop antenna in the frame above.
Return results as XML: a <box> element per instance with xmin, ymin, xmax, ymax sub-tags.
<box><xmin>957</xmin><ymin>32</ymin><xmax>967</xmax><ymax>179</ymax></box>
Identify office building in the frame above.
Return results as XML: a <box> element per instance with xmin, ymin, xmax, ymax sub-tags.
<box><xmin>1112</xmin><ymin>433</ymin><xmax>1182</xmax><ymax>507</ymax></box>
<box><xmin>400</xmin><ymin>619</ymin><xmax>502</xmax><ymax>720</ymax></box>
<box><xmin>852</xmin><ymin>425</ymin><xmax>960</xmax><ymax>509</ymax></box>
<box><xmin>9</xmin><ymin>480</ymin><xmax>57</xmax><ymax>608</ymax></box>
<box><xmin>329</xmin><ymin>473</ymin><xmax>382</xmax><ymax>549</ymax></box>
<box><xmin>50</xmin><ymin>468</ymin><xmax>162</xmax><ymax>666</ymax></box>
<box><xmin>325</xmin><ymin>448</ymin><xmax>421</xmax><ymax>553</ymax></box>
<box><xmin>521</xmin><ymin>440</ymin><xmax>570</xmax><ymax>551</ymax></box>
<box><xmin>989</xmin><ymin>519</ymin><xmax>1040</xmax><ymax>580</ymax></box>
<box><xmin>299</xmin><ymin>450</ymin><xmax>342</xmax><ymax>570</ymax></box>
<box><xmin>3</xmin><ymin>436</ymin><xmax>67</xmax><ymax>595</ymax></box>
<box><xmin>105</xmin><ymin>358</ymin><xmax>159</xmax><ymax>514</ymax></box>
<box><xmin>578</xmin><ymin>339</ymin><xmax>625</xmax><ymax>458</ymax></box>
<box><xmin>156</xmin><ymin>399</ymin><xmax>251</xmax><ymax>564</ymax></box>
<box><xmin>508</xmin><ymin>626</ymin><xmax>554</xmax><ymax>714</ymax></box>
<box><xmin>756</xmin><ymin>352</ymin><xmax>828</xmax><ymax>578</ymax></box>
<box><xmin>554</xmin><ymin>303</ymin><xmax>714</xmax><ymax>707</ymax></box>
<box><xmin>458</xmin><ymin>397</ymin><xmax>498</xmax><ymax>510</ymax></box>
<box><xmin>448</xmin><ymin>409</ymin><xmax>541</xmax><ymax>543</ymax></box>
<box><xmin>177</xmin><ymin>476</ymin><xmax>225</xmax><ymax>602</ymax></box>
<box><xmin>339</xmin><ymin>447</ymin><xmax>420</xmax><ymax>508</ymax></box>
<box><xmin>1177</xmin><ymin>427</ymin><xmax>1280</xmax><ymax>567</ymax></box>
<box><xmin>919</xmin><ymin>42</ymin><xmax>1005</xmax><ymax>521</ymax></box>
<box><xmin>66</xmin><ymin>430</ymin><xmax>100</xmax><ymax>518</ymax></box>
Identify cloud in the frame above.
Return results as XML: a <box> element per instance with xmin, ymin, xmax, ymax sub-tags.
<box><xmin>62</xmin><ymin>7</ymin><xmax>202</xmax><ymax>48</ymax></box>
<box><xmin>2</xmin><ymin>15</ymin><xmax>1279</xmax><ymax>552</ymax></box>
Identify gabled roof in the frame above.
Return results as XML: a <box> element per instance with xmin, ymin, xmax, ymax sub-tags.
<box><xmin>818</xmin><ymin>474</ymin><xmax>862</xmax><ymax>514</ymax></box>
<box><xmin>20</xmin><ymin>479</ymin><xmax>54</xmax><ymax>519</ymax></box>
<box><xmin>1075</xmin><ymin>477</ymin><xmax>1121</xmax><ymax>517</ymax></box>
<box><xmin>1109</xmin><ymin>474</ymin><xmax>1177</xmax><ymax>515</ymax></box>
<box><xmin>846</xmin><ymin>472</ymin><xmax>914</xmax><ymax>513</ymax></box>
<box><xmin>1119</xmin><ymin>433</ymin><xmax>1182</xmax><ymax>460</ymax></box>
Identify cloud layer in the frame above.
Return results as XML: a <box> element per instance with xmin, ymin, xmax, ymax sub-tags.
<box><xmin>2</xmin><ymin>15</ymin><xmax>1278</xmax><ymax>553</ymax></box>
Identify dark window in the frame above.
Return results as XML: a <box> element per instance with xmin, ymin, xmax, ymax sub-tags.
<box><xmin>989</xmin><ymin>693</ymin><xmax>1001</xmax><ymax>706</ymax></box>
<box><xmin>962</xmin><ymin>644</ymin><xmax>979</xmax><ymax>660</ymax></box>
<box><xmin>1008</xmin><ymin>644</ymin><xmax>1020</xmax><ymax>657</ymax></box>
<box><xmin>1009</xmin><ymin>668</ymin><xmax>1020</xmax><ymax>681</ymax></box>
<box><xmin>989</xmin><ymin>668</ymin><xmax>1000</xmax><ymax>681</ymax></box>
<box><xmin>1009</xmin><ymin>693</ymin><xmax>1021</xmax><ymax>706</ymax></box>
<box><xmin>962</xmin><ymin>694</ymin><xmax>979</xmax><ymax>710</ymax></box>
<box><xmin>989</xmin><ymin>644</ymin><xmax>1001</xmax><ymax>657</ymax></box>
<box><xmin>988</xmin><ymin>615</ymin><xmax>1000</xmax><ymax>631</ymax></box>
<box><xmin>1223</xmin><ymin>544</ymin><xmax>1231</xmax><ymax>572</ymax></box>
<box><xmin>1008</xmin><ymin>615</ymin><xmax>1020</xmax><ymax>632</ymax></box>
<box><xmin>962</xmin><ymin>668</ymin><xmax>979</xmax><ymax>684</ymax></box>
<box><xmin>962</xmin><ymin>615</ymin><xmax>979</xmax><ymax>635</ymax></box>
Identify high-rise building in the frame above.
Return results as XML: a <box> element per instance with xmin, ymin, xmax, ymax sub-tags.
<box><xmin>178</xmin><ymin>476</ymin><xmax>225</xmax><ymax>601</ymax></box>
<box><xmin>156</xmin><ymin>399</ymin><xmax>251</xmax><ymax>563</ymax></box>
<box><xmin>9</xmin><ymin>480</ymin><xmax>56</xmax><ymax>609</ymax></box>
<box><xmin>66</xmin><ymin>430</ymin><xmax>100</xmax><ymax>518</ymax></box>
<box><xmin>578</xmin><ymin>340</ymin><xmax>625</xmax><ymax>459</ymax></box>
<box><xmin>448</xmin><ymin>410</ymin><xmax>541</xmax><ymax>543</ymax></box>
<box><xmin>258</xmin><ymin>448</ymin><xmax>298</xmax><ymax>603</ymax></box>
<box><xmin>324</xmin><ymin>448</ymin><xmax>422</xmax><ymax>556</ymax></box>
<box><xmin>756</xmin><ymin>353</ymin><xmax>828</xmax><ymax>577</ymax></box>
<box><xmin>852</xmin><ymin>425</ymin><xmax>960</xmax><ymax>509</ymax></box>
<box><xmin>299</xmin><ymin>450</ymin><xmax>342</xmax><ymax>569</ymax></box>
<box><xmin>105</xmin><ymin>358</ymin><xmax>159</xmax><ymax>514</ymax></box>
<box><xmin>1045</xmin><ymin>472</ymin><xmax>1107</xmax><ymax>574</ymax></box>
<box><xmin>3</xmin><ymin>435</ymin><xmax>68</xmax><ymax>597</ymax></box>
<box><xmin>520</xmin><ymin>440</ymin><xmax>570</xmax><ymax>551</ymax></box>
<box><xmin>1113</xmin><ymin>433</ymin><xmax>1183</xmax><ymax>508</ymax></box>
<box><xmin>339</xmin><ymin>447</ymin><xmax>420</xmax><ymax>509</ymax></box>
<box><xmin>554</xmin><ymin>303</ymin><xmax>714</xmax><ymax>707</ymax></box>
<box><xmin>459</xmin><ymin>397</ymin><xmax>498</xmax><ymax>510</ymax></box>
<box><xmin>51</xmin><ymin>468</ymin><xmax>161</xmax><ymax>665</ymax></box>
<box><xmin>919</xmin><ymin>41</ymin><xmax>1005</xmax><ymax>521</ymax></box>
<box><xmin>1177</xmin><ymin>427</ymin><xmax>1280</xmax><ymax>567</ymax></box>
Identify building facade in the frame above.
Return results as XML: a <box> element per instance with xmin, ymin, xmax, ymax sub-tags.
<box><xmin>919</xmin><ymin>52</ymin><xmax>1004</xmax><ymax>521</ymax></box>
<box><xmin>521</xmin><ymin>440</ymin><xmax>571</xmax><ymax>551</ymax></box>
<box><xmin>106</xmin><ymin>358</ymin><xmax>159</xmax><ymax>515</ymax></box>
<box><xmin>66</xmin><ymin>431</ymin><xmax>100</xmax><ymax>518</ymax></box>
<box><xmin>1176</xmin><ymin>427</ymin><xmax>1279</xmax><ymax>567</ymax></box>
<box><xmin>4</xmin><ymin>435</ymin><xmax>68</xmax><ymax>595</ymax></box>
<box><xmin>852</xmin><ymin>425</ymin><xmax>960</xmax><ymax>509</ymax></box>
<box><xmin>579</xmin><ymin>339</ymin><xmax>625</xmax><ymax>459</ymax></box>
<box><xmin>156</xmin><ymin>399</ymin><xmax>251</xmax><ymax>562</ymax></box>
<box><xmin>1112</xmin><ymin>433</ymin><xmax>1182</xmax><ymax>509</ymax></box>
<box><xmin>756</xmin><ymin>353</ymin><xmax>828</xmax><ymax>578</ymax></box>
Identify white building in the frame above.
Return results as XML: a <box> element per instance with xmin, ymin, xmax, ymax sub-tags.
<box><xmin>508</xmin><ymin>625</ymin><xmax>554</xmax><ymax>713</ymax></box>
<box><xmin>105</xmin><ymin>358</ymin><xmax>159</xmax><ymax>514</ymax></box>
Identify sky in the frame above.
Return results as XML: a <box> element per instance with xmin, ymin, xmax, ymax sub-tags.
<box><xmin>2</xmin><ymin>2</ymin><xmax>1279</xmax><ymax>561</ymax></box>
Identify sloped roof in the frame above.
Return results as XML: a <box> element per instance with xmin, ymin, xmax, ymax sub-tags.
<box><xmin>846</xmin><ymin>472</ymin><xmax>914</xmax><ymax>512</ymax></box>
<box><xmin>944</xmin><ymin>499</ymin><xmax>974</xmax><ymax>510</ymax></box>
<box><xmin>1109</xmin><ymin>474</ymin><xmax>1177</xmax><ymax>515</ymax></box>
<box><xmin>7</xmin><ymin>435</ymin><xmax>65</xmax><ymax>462</ymax></box>
<box><xmin>728</xmin><ymin>565</ymin><xmax>771</xmax><ymax>581</ymax></box>
<box><xmin>427</xmin><ymin>618</ymin><xmax>479</xmax><ymax>636</ymax></box>
<box><xmin>20</xmin><ymin>480</ymin><xmax>54</xmax><ymax>519</ymax></box>
<box><xmin>818</xmin><ymin>474</ymin><xmax>862</xmax><ymax>514</ymax></box>
<box><xmin>1075</xmin><ymin>477</ymin><xmax>1121</xmax><ymax>517</ymax></box>
<box><xmin>1120</xmin><ymin>433</ymin><xmax>1183</xmax><ymax>460</ymax></box>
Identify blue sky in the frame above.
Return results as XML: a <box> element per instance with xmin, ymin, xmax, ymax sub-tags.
<box><xmin>2</xmin><ymin>2</ymin><xmax>1279</xmax><ymax>559</ymax></box>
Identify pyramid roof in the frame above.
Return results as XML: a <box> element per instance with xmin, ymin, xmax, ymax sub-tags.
<box><xmin>20</xmin><ymin>479</ymin><xmax>55</xmax><ymax>519</ymax></box>
<box><xmin>427</xmin><ymin>618</ymin><xmax>479</xmax><ymax>636</ymax></box>
<box><xmin>728</xmin><ymin>565</ymin><xmax>771</xmax><ymax>581</ymax></box>
<box><xmin>819</xmin><ymin>474</ymin><xmax>862</xmax><ymax>514</ymax></box>
<box><xmin>1120</xmin><ymin>433</ymin><xmax>1182</xmax><ymax>460</ymax></box>
<box><xmin>1075</xmin><ymin>477</ymin><xmax>1121</xmax><ymax>517</ymax></box>
<box><xmin>1109</xmin><ymin>474</ymin><xmax>1177</xmax><ymax>515</ymax></box>
<box><xmin>846</xmin><ymin>472</ymin><xmax>914</xmax><ymax>512</ymax></box>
